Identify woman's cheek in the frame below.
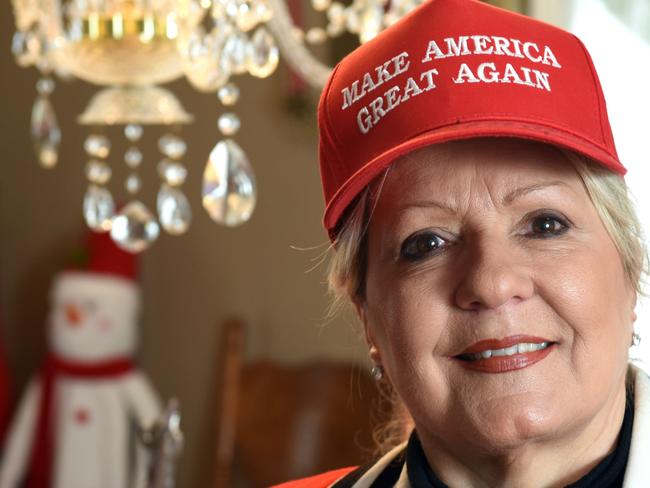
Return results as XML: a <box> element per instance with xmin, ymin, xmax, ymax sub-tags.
<box><xmin>532</xmin><ymin>239</ymin><xmax>631</xmax><ymax>364</ymax></box>
<box><xmin>375</xmin><ymin>278</ymin><xmax>448</xmax><ymax>363</ymax></box>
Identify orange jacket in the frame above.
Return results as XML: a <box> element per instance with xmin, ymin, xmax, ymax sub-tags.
<box><xmin>271</xmin><ymin>467</ymin><xmax>356</xmax><ymax>488</ymax></box>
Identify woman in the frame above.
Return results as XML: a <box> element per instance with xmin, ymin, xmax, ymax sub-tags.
<box><xmin>279</xmin><ymin>0</ymin><xmax>649</xmax><ymax>486</ymax></box>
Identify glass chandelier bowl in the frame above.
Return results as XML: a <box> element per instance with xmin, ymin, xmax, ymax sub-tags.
<box><xmin>19</xmin><ymin>0</ymin><xmax>206</xmax><ymax>86</ymax></box>
<box><xmin>78</xmin><ymin>85</ymin><xmax>194</xmax><ymax>125</ymax></box>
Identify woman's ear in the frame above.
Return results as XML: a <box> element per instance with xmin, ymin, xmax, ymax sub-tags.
<box><xmin>353</xmin><ymin>299</ymin><xmax>370</xmax><ymax>343</ymax></box>
<box><xmin>353</xmin><ymin>299</ymin><xmax>367</xmax><ymax>326</ymax></box>
<box><xmin>354</xmin><ymin>299</ymin><xmax>382</xmax><ymax>363</ymax></box>
<box><xmin>628</xmin><ymin>285</ymin><xmax>637</xmax><ymax>325</ymax></box>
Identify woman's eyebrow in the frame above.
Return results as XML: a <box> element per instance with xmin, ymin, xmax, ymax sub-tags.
<box><xmin>394</xmin><ymin>180</ymin><xmax>571</xmax><ymax>215</ymax></box>
<box><xmin>502</xmin><ymin>180</ymin><xmax>570</xmax><ymax>205</ymax></box>
<box><xmin>395</xmin><ymin>200</ymin><xmax>457</xmax><ymax>215</ymax></box>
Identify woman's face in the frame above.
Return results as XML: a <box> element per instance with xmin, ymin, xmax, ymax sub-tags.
<box><xmin>361</xmin><ymin>138</ymin><xmax>635</xmax><ymax>454</ymax></box>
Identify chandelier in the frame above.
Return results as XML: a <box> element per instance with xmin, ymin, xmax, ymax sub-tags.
<box><xmin>10</xmin><ymin>0</ymin><xmax>423</xmax><ymax>253</ymax></box>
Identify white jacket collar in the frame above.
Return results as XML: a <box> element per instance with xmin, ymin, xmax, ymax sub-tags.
<box><xmin>623</xmin><ymin>363</ymin><xmax>650</xmax><ymax>486</ymax></box>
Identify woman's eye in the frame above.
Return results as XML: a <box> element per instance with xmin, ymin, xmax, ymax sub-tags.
<box><xmin>529</xmin><ymin>214</ymin><xmax>568</xmax><ymax>238</ymax></box>
<box><xmin>400</xmin><ymin>232</ymin><xmax>447</xmax><ymax>260</ymax></box>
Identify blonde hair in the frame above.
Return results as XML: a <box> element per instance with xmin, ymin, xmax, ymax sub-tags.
<box><xmin>327</xmin><ymin>149</ymin><xmax>648</xmax><ymax>453</ymax></box>
<box><xmin>562</xmin><ymin>151</ymin><xmax>648</xmax><ymax>294</ymax></box>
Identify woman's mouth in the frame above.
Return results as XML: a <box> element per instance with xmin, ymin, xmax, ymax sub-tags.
<box><xmin>453</xmin><ymin>336</ymin><xmax>556</xmax><ymax>373</ymax></box>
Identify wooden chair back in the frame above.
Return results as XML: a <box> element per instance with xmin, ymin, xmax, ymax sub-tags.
<box><xmin>213</xmin><ymin>318</ymin><xmax>382</xmax><ymax>488</ymax></box>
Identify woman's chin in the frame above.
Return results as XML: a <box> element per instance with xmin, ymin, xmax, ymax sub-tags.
<box><xmin>456</xmin><ymin>399</ymin><xmax>568</xmax><ymax>455</ymax></box>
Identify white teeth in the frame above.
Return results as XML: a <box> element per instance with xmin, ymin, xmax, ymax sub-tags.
<box><xmin>466</xmin><ymin>342</ymin><xmax>550</xmax><ymax>361</ymax></box>
<box><xmin>517</xmin><ymin>343</ymin><xmax>530</xmax><ymax>353</ymax></box>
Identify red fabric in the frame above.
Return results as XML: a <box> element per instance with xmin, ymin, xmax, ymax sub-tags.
<box><xmin>67</xmin><ymin>231</ymin><xmax>137</xmax><ymax>281</ymax></box>
<box><xmin>271</xmin><ymin>467</ymin><xmax>357</xmax><ymax>488</ymax></box>
<box><xmin>86</xmin><ymin>231</ymin><xmax>137</xmax><ymax>281</ymax></box>
<box><xmin>26</xmin><ymin>355</ymin><xmax>134</xmax><ymax>488</ymax></box>
<box><xmin>0</xmin><ymin>338</ymin><xmax>10</xmax><ymax>443</ymax></box>
<box><xmin>318</xmin><ymin>0</ymin><xmax>625</xmax><ymax>238</ymax></box>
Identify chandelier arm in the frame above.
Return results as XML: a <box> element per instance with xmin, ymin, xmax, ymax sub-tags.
<box><xmin>41</xmin><ymin>0</ymin><xmax>65</xmax><ymax>39</ymax></box>
<box><xmin>12</xmin><ymin>0</ymin><xmax>38</xmax><ymax>30</ymax></box>
<box><xmin>265</xmin><ymin>0</ymin><xmax>333</xmax><ymax>89</ymax></box>
<box><xmin>12</xmin><ymin>0</ymin><xmax>63</xmax><ymax>34</ymax></box>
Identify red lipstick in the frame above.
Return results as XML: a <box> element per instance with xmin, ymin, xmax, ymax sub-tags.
<box><xmin>453</xmin><ymin>335</ymin><xmax>555</xmax><ymax>374</ymax></box>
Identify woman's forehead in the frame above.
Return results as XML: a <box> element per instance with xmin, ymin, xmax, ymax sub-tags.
<box><xmin>383</xmin><ymin>138</ymin><xmax>581</xmax><ymax>201</ymax></box>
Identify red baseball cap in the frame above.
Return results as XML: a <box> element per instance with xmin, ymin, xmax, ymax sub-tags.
<box><xmin>319</xmin><ymin>0</ymin><xmax>625</xmax><ymax>238</ymax></box>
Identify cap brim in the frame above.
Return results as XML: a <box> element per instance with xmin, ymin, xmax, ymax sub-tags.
<box><xmin>324</xmin><ymin>119</ymin><xmax>625</xmax><ymax>239</ymax></box>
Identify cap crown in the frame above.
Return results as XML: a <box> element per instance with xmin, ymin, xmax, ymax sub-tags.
<box><xmin>319</xmin><ymin>0</ymin><xmax>623</xmax><ymax>236</ymax></box>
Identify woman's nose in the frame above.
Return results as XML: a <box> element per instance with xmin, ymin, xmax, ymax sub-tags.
<box><xmin>453</xmin><ymin>239</ymin><xmax>534</xmax><ymax>311</ymax></box>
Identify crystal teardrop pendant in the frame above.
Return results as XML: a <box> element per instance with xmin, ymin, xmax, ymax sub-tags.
<box><xmin>124</xmin><ymin>124</ymin><xmax>144</xmax><ymax>142</ymax></box>
<box><xmin>124</xmin><ymin>147</ymin><xmax>143</xmax><ymax>168</ymax></box>
<box><xmin>254</xmin><ymin>0</ymin><xmax>273</xmax><ymax>22</ymax></box>
<box><xmin>12</xmin><ymin>31</ymin><xmax>31</xmax><ymax>67</ymax></box>
<box><xmin>223</xmin><ymin>31</ymin><xmax>249</xmax><ymax>75</ymax></box>
<box><xmin>213</xmin><ymin>0</ymin><xmax>237</xmax><ymax>19</ymax></box>
<box><xmin>36</xmin><ymin>78</ymin><xmax>55</xmax><ymax>96</ymax></box>
<box><xmin>202</xmin><ymin>139</ymin><xmax>256</xmax><ymax>226</ymax></box>
<box><xmin>327</xmin><ymin>3</ymin><xmax>346</xmax><ymax>28</ymax></box>
<box><xmin>83</xmin><ymin>185</ymin><xmax>114</xmax><ymax>232</ymax></box>
<box><xmin>158</xmin><ymin>134</ymin><xmax>187</xmax><ymax>160</ymax></box>
<box><xmin>157</xmin><ymin>159</ymin><xmax>188</xmax><ymax>186</ymax></box>
<box><xmin>346</xmin><ymin>6</ymin><xmax>361</xmax><ymax>34</ymax></box>
<box><xmin>110</xmin><ymin>201</ymin><xmax>160</xmax><ymax>253</ymax></box>
<box><xmin>186</xmin><ymin>56</ymin><xmax>231</xmax><ymax>93</ymax></box>
<box><xmin>247</xmin><ymin>27</ymin><xmax>278</xmax><ymax>78</ymax></box>
<box><xmin>85</xmin><ymin>160</ymin><xmax>112</xmax><ymax>184</ymax></box>
<box><xmin>84</xmin><ymin>134</ymin><xmax>111</xmax><ymax>159</ymax></box>
<box><xmin>359</xmin><ymin>2</ymin><xmax>384</xmax><ymax>43</ymax></box>
<box><xmin>217</xmin><ymin>113</ymin><xmax>240</xmax><ymax>136</ymax></box>
<box><xmin>125</xmin><ymin>174</ymin><xmax>142</xmax><ymax>194</ymax></box>
<box><xmin>218</xmin><ymin>83</ymin><xmax>240</xmax><ymax>106</ymax></box>
<box><xmin>31</xmin><ymin>95</ymin><xmax>61</xmax><ymax>169</ymax></box>
<box><xmin>312</xmin><ymin>0</ymin><xmax>331</xmax><ymax>11</ymax></box>
<box><xmin>234</xmin><ymin>0</ymin><xmax>260</xmax><ymax>32</ymax></box>
<box><xmin>184</xmin><ymin>31</ymin><xmax>231</xmax><ymax>92</ymax></box>
<box><xmin>305</xmin><ymin>27</ymin><xmax>327</xmax><ymax>44</ymax></box>
<box><xmin>12</xmin><ymin>26</ymin><xmax>45</xmax><ymax>67</ymax></box>
<box><xmin>157</xmin><ymin>184</ymin><xmax>192</xmax><ymax>235</ymax></box>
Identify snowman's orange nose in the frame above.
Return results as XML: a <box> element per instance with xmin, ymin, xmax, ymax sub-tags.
<box><xmin>65</xmin><ymin>304</ymin><xmax>82</xmax><ymax>326</ymax></box>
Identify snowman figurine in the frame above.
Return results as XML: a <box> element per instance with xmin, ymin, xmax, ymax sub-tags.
<box><xmin>0</xmin><ymin>231</ymin><xmax>162</xmax><ymax>488</ymax></box>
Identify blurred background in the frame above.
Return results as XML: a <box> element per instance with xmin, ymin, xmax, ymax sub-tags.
<box><xmin>1</xmin><ymin>0</ymin><xmax>649</xmax><ymax>487</ymax></box>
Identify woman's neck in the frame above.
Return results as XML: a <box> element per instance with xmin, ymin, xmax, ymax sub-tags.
<box><xmin>416</xmin><ymin>384</ymin><xmax>628</xmax><ymax>488</ymax></box>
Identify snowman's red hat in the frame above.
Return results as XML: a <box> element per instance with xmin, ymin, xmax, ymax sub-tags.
<box><xmin>85</xmin><ymin>231</ymin><xmax>137</xmax><ymax>282</ymax></box>
<box><xmin>65</xmin><ymin>231</ymin><xmax>137</xmax><ymax>283</ymax></box>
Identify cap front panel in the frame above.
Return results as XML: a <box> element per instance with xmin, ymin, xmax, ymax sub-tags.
<box><xmin>319</xmin><ymin>0</ymin><xmax>623</xmax><ymax>235</ymax></box>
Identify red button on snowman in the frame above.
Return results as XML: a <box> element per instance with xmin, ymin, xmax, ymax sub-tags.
<box><xmin>0</xmin><ymin>232</ymin><xmax>162</xmax><ymax>488</ymax></box>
